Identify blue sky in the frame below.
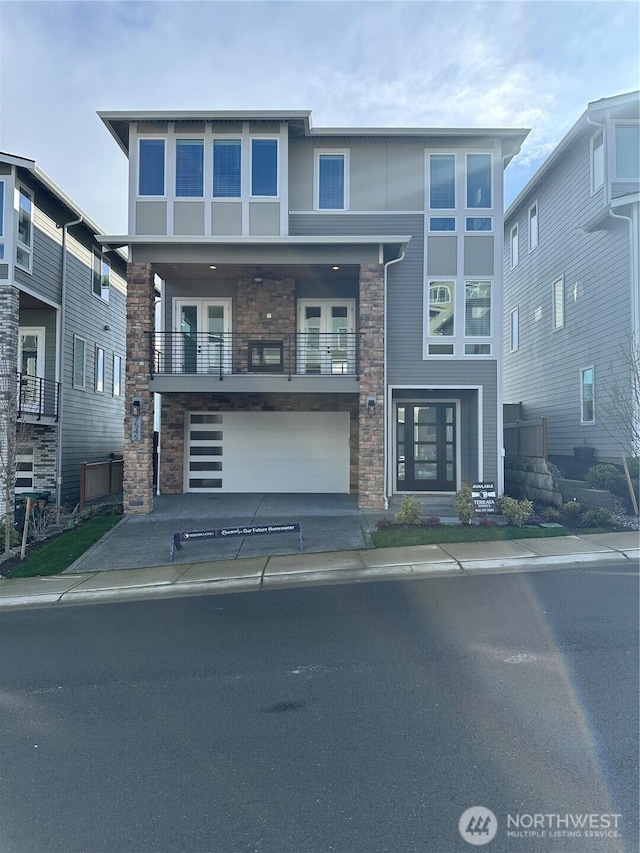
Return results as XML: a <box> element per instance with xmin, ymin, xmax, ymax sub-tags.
<box><xmin>1</xmin><ymin>0</ymin><xmax>638</xmax><ymax>233</ymax></box>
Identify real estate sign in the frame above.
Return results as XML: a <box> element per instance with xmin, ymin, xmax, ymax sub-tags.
<box><xmin>472</xmin><ymin>482</ymin><xmax>497</xmax><ymax>515</ymax></box>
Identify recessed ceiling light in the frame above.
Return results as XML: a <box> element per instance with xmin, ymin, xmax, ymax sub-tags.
<box><xmin>332</xmin><ymin>265</ymin><xmax>340</xmax><ymax>270</ymax></box>
<box><xmin>209</xmin><ymin>265</ymin><xmax>217</xmax><ymax>270</ymax></box>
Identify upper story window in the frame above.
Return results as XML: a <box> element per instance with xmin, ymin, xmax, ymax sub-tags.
<box><xmin>73</xmin><ymin>336</ymin><xmax>86</xmax><ymax>390</ymax></box>
<box><xmin>466</xmin><ymin>217</ymin><xmax>492</xmax><ymax>232</ymax></box>
<box><xmin>16</xmin><ymin>187</ymin><xmax>33</xmax><ymax>272</ymax></box>
<box><xmin>176</xmin><ymin>139</ymin><xmax>204</xmax><ymax>197</ymax></box>
<box><xmin>580</xmin><ymin>366</ymin><xmax>595</xmax><ymax>424</ymax></box>
<box><xmin>591</xmin><ymin>132</ymin><xmax>604</xmax><ymax>193</ymax></box>
<box><xmin>92</xmin><ymin>250</ymin><xmax>110</xmax><ymax>302</ymax></box>
<box><xmin>510</xmin><ymin>223</ymin><xmax>519</xmax><ymax>268</ymax></box>
<box><xmin>528</xmin><ymin>202</ymin><xmax>538</xmax><ymax>251</ymax></box>
<box><xmin>466</xmin><ymin>154</ymin><xmax>492</xmax><ymax>208</ymax></box>
<box><xmin>427</xmin><ymin>280</ymin><xmax>455</xmax><ymax>338</ymax></box>
<box><xmin>429</xmin><ymin>154</ymin><xmax>455</xmax><ymax>209</ymax></box>
<box><xmin>317</xmin><ymin>152</ymin><xmax>347</xmax><ymax>210</ymax></box>
<box><xmin>464</xmin><ymin>281</ymin><xmax>491</xmax><ymax>337</ymax></box>
<box><xmin>429</xmin><ymin>284</ymin><xmax>451</xmax><ymax>304</ymax></box>
<box><xmin>0</xmin><ymin>180</ymin><xmax>4</xmax><ymax>260</ymax></box>
<box><xmin>213</xmin><ymin>139</ymin><xmax>241</xmax><ymax>198</ymax></box>
<box><xmin>614</xmin><ymin>124</ymin><xmax>640</xmax><ymax>180</ymax></box>
<box><xmin>429</xmin><ymin>217</ymin><xmax>456</xmax><ymax>232</ymax></box>
<box><xmin>510</xmin><ymin>307</ymin><xmax>519</xmax><ymax>352</ymax></box>
<box><xmin>95</xmin><ymin>346</ymin><xmax>105</xmax><ymax>393</ymax></box>
<box><xmin>251</xmin><ymin>139</ymin><xmax>278</xmax><ymax>197</ymax></box>
<box><xmin>113</xmin><ymin>353</ymin><xmax>122</xmax><ymax>397</ymax></box>
<box><xmin>138</xmin><ymin>139</ymin><xmax>165</xmax><ymax>196</ymax></box>
<box><xmin>553</xmin><ymin>276</ymin><xmax>564</xmax><ymax>329</ymax></box>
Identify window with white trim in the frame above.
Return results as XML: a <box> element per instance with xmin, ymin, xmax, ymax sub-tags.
<box><xmin>510</xmin><ymin>307</ymin><xmax>519</xmax><ymax>352</ymax></box>
<box><xmin>429</xmin><ymin>154</ymin><xmax>455</xmax><ymax>209</ymax></box>
<box><xmin>251</xmin><ymin>138</ymin><xmax>278</xmax><ymax>197</ymax></box>
<box><xmin>429</xmin><ymin>217</ymin><xmax>456</xmax><ymax>232</ymax></box>
<box><xmin>466</xmin><ymin>217</ymin><xmax>492</xmax><ymax>232</ymax></box>
<box><xmin>580</xmin><ymin>366</ymin><xmax>594</xmax><ymax>424</ymax></box>
<box><xmin>466</xmin><ymin>153</ymin><xmax>492</xmax><ymax>208</ymax></box>
<box><xmin>113</xmin><ymin>354</ymin><xmax>122</xmax><ymax>397</ymax></box>
<box><xmin>614</xmin><ymin>124</ymin><xmax>640</xmax><ymax>180</ymax></box>
<box><xmin>317</xmin><ymin>152</ymin><xmax>347</xmax><ymax>210</ymax></box>
<box><xmin>0</xmin><ymin>180</ymin><xmax>4</xmax><ymax>259</ymax></box>
<box><xmin>591</xmin><ymin>132</ymin><xmax>604</xmax><ymax>193</ymax></box>
<box><xmin>510</xmin><ymin>223</ymin><xmax>519</xmax><ymax>268</ymax></box>
<box><xmin>176</xmin><ymin>139</ymin><xmax>204</xmax><ymax>197</ymax></box>
<box><xmin>213</xmin><ymin>139</ymin><xmax>241</xmax><ymax>198</ymax></box>
<box><xmin>427</xmin><ymin>279</ymin><xmax>455</xmax><ymax>354</ymax></box>
<box><xmin>553</xmin><ymin>277</ymin><xmax>564</xmax><ymax>329</ymax></box>
<box><xmin>464</xmin><ymin>281</ymin><xmax>491</xmax><ymax>338</ymax></box>
<box><xmin>92</xmin><ymin>250</ymin><xmax>110</xmax><ymax>302</ymax></box>
<box><xmin>528</xmin><ymin>202</ymin><xmax>538</xmax><ymax>251</ymax></box>
<box><xmin>73</xmin><ymin>336</ymin><xmax>86</xmax><ymax>389</ymax></box>
<box><xmin>138</xmin><ymin>139</ymin><xmax>165</xmax><ymax>196</ymax></box>
<box><xmin>16</xmin><ymin>187</ymin><xmax>33</xmax><ymax>271</ymax></box>
<box><xmin>95</xmin><ymin>346</ymin><xmax>105</xmax><ymax>393</ymax></box>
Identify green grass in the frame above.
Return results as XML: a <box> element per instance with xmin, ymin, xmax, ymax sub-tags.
<box><xmin>371</xmin><ymin>523</ymin><xmax>608</xmax><ymax>549</ymax></box>
<box><xmin>3</xmin><ymin>514</ymin><xmax>122</xmax><ymax>579</ymax></box>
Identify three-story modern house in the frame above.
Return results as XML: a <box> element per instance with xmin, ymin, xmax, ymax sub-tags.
<box><xmin>0</xmin><ymin>152</ymin><xmax>127</xmax><ymax>516</ymax></box>
<box><xmin>503</xmin><ymin>91</ymin><xmax>639</xmax><ymax>466</ymax></box>
<box><xmin>98</xmin><ymin>110</ymin><xmax>527</xmax><ymax>512</ymax></box>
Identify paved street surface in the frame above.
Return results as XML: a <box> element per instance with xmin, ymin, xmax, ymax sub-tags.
<box><xmin>1</xmin><ymin>562</ymin><xmax>637</xmax><ymax>853</ymax></box>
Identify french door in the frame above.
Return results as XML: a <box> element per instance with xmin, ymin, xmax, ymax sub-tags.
<box><xmin>395</xmin><ymin>402</ymin><xmax>457</xmax><ymax>492</ymax></box>
<box><xmin>18</xmin><ymin>327</ymin><xmax>45</xmax><ymax>411</ymax></box>
<box><xmin>174</xmin><ymin>299</ymin><xmax>231</xmax><ymax>374</ymax></box>
<box><xmin>297</xmin><ymin>300</ymin><xmax>355</xmax><ymax>375</ymax></box>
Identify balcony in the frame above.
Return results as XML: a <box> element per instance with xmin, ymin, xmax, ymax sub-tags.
<box><xmin>148</xmin><ymin>332</ymin><xmax>361</xmax><ymax>394</ymax></box>
<box><xmin>17</xmin><ymin>373</ymin><xmax>60</xmax><ymax>421</ymax></box>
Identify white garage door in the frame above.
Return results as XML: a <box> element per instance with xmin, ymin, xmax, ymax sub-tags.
<box><xmin>185</xmin><ymin>411</ymin><xmax>350</xmax><ymax>493</ymax></box>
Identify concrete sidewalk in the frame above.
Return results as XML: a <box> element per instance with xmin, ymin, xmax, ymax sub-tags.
<box><xmin>1</xmin><ymin>531</ymin><xmax>637</xmax><ymax>610</ymax></box>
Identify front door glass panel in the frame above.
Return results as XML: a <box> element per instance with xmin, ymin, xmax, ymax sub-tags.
<box><xmin>396</xmin><ymin>402</ymin><xmax>456</xmax><ymax>491</ymax></box>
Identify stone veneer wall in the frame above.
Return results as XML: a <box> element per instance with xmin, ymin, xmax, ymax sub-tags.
<box><xmin>357</xmin><ymin>264</ymin><xmax>385</xmax><ymax>509</ymax></box>
<box><xmin>0</xmin><ymin>285</ymin><xmax>20</xmax><ymax>517</ymax></box>
<box><xmin>123</xmin><ymin>263</ymin><xmax>155</xmax><ymax>513</ymax></box>
<box><xmin>235</xmin><ymin>276</ymin><xmax>296</xmax><ymax>364</ymax></box>
<box><xmin>25</xmin><ymin>424</ymin><xmax>58</xmax><ymax>496</ymax></box>
<box><xmin>159</xmin><ymin>392</ymin><xmax>359</xmax><ymax>494</ymax></box>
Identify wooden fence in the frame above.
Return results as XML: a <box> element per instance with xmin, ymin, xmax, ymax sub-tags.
<box><xmin>503</xmin><ymin>417</ymin><xmax>548</xmax><ymax>459</ymax></box>
<box><xmin>79</xmin><ymin>457</ymin><xmax>123</xmax><ymax>510</ymax></box>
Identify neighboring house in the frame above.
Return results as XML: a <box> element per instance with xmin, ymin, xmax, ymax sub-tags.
<box><xmin>98</xmin><ymin>110</ymin><xmax>528</xmax><ymax>512</ymax></box>
<box><xmin>0</xmin><ymin>152</ymin><xmax>127</xmax><ymax>516</ymax></box>
<box><xmin>503</xmin><ymin>91</ymin><xmax>639</xmax><ymax>466</ymax></box>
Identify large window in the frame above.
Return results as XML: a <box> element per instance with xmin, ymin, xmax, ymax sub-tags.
<box><xmin>317</xmin><ymin>152</ymin><xmax>346</xmax><ymax>210</ymax></box>
<box><xmin>176</xmin><ymin>139</ymin><xmax>204</xmax><ymax>197</ymax></box>
<box><xmin>528</xmin><ymin>202</ymin><xmax>538</xmax><ymax>251</ymax></box>
<box><xmin>615</xmin><ymin>124</ymin><xmax>640</xmax><ymax>180</ymax></box>
<box><xmin>95</xmin><ymin>346</ymin><xmax>105</xmax><ymax>393</ymax></box>
<box><xmin>553</xmin><ymin>277</ymin><xmax>564</xmax><ymax>329</ymax></box>
<box><xmin>251</xmin><ymin>139</ymin><xmax>278</xmax><ymax>196</ymax></box>
<box><xmin>213</xmin><ymin>139</ymin><xmax>241</xmax><ymax>198</ymax></box>
<box><xmin>467</xmin><ymin>153</ymin><xmax>492</xmax><ymax>208</ymax></box>
<box><xmin>16</xmin><ymin>187</ymin><xmax>33</xmax><ymax>271</ymax></box>
<box><xmin>510</xmin><ymin>307</ymin><xmax>519</xmax><ymax>351</ymax></box>
<box><xmin>73</xmin><ymin>336</ymin><xmax>86</xmax><ymax>389</ymax></box>
<box><xmin>138</xmin><ymin>139</ymin><xmax>165</xmax><ymax>195</ymax></box>
<box><xmin>464</xmin><ymin>281</ymin><xmax>491</xmax><ymax>337</ymax></box>
<box><xmin>427</xmin><ymin>280</ymin><xmax>455</xmax><ymax>351</ymax></box>
<box><xmin>429</xmin><ymin>154</ymin><xmax>455</xmax><ymax>209</ymax></box>
<box><xmin>92</xmin><ymin>251</ymin><xmax>110</xmax><ymax>302</ymax></box>
<box><xmin>591</xmin><ymin>132</ymin><xmax>604</xmax><ymax>193</ymax></box>
<box><xmin>510</xmin><ymin>223</ymin><xmax>519</xmax><ymax>268</ymax></box>
<box><xmin>581</xmin><ymin>367</ymin><xmax>594</xmax><ymax>424</ymax></box>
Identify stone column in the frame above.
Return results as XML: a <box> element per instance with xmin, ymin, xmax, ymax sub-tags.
<box><xmin>0</xmin><ymin>285</ymin><xmax>20</xmax><ymax>519</ymax></box>
<box><xmin>123</xmin><ymin>263</ymin><xmax>155</xmax><ymax>514</ymax></box>
<box><xmin>358</xmin><ymin>264</ymin><xmax>385</xmax><ymax>509</ymax></box>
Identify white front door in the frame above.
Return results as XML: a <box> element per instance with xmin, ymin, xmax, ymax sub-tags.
<box><xmin>174</xmin><ymin>299</ymin><xmax>232</xmax><ymax>374</ymax></box>
<box><xmin>297</xmin><ymin>300</ymin><xmax>356</xmax><ymax>375</ymax></box>
<box><xmin>18</xmin><ymin>327</ymin><xmax>45</xmax><ymax>411</ymax></box>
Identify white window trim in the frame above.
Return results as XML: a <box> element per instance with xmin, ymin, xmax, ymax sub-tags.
<box><xmin>463</xmin><ymin>279</ymin><xmax>493</xmax><ymax>343</ymax></box>
<box><xmin>553</xmin><ymin>276</ymin><xmax>565</xmax><ymax>330</ymax></box>
<box><xmin>510</xmin><ymin>307</ymin><xmax>519</xmax><ymax>352</ymax></box>
<box><xmin>175</xmin><ymin>136</ymin><xmax>205</xmax><ymax>199</ymax></box>
<box><xmin>212</xmin><ymin>137</ymin><xmax>242</xmax><ymax>200</ymax></box>
<box><xmin>137</xmin><ymin>138</ymin><xmax>167</xmax><ymax>198</ymax></box>
<box><xmin>528</xmin><ymin>201</ymin><xmax>538</xmax><ymax>252</ymax></box>
<box><xmin>73</xmin><ymin>335</ymin><xmax>87</xmax><ymax>390</ymax></box>
<box><xmin>0</xmin><ymin>179</ymin><xmax>4</xmax><ymax>238</ymax></box>
<box><xmin>429</xmin><ymin>216</ymin><xmax>457</xmax><ymax>232</ymax></box>
<box><xmin>95</xmin><ymin>345</ymin><xmax>105</xmax><ymax>394</ymax></box>
<box><xmin>612</xmin><ymin>120</ymin><xmax>640</xmax><ymax>182</ymax></box>
<box><xmin>15</xmin><ymin>184</ymin><xmax>33</xmax><ymax>273</ymax></box>
<box><xmin>590</xmin><ymin>131</ymin><xmax>605</xmax><ymax>196</ymax></box>
<box><xmin>428</xmin><ymin>152</ymin><xmax>457</xmax><ymax>211</ymax></box>
<box><xmin>464</xmin><ymin>216</ymin><xmax>493</xmax><ymax>233</ymax></box>
<box><xmin>250</xmin><ymin>136</ymin><xmax>280</xmax><ymax>199</ymax></box>
<box><xmin>314</xmin><ymin>149</ymin><xmax>349</xmax><ymax>211</ymax></box>
<box><xmin>92</xmin><ymin>250</ymin><xmax>110</xmax><ymax>303</ymax></box>
<box><xmin>465</xmin><ymin>152</ymin><xmax>493</xmax><ymax>211</ymax></box>
<box><xmin>510</xmin><ymin>223</ymin><xmax>519</xmax><ymax>269</ymax></box>
<box><xmin>580</xmin><ymin>365</ymin><xmax>595</xmax><ymax>425</ymax></box>
<box><xmin>422</xmin><ymin>277</ymin><xmax>495</xmax><ymax>359</ymax></box>
<box><xmin>113</xmin><ymin>353</ymin><xmax>122</xmax><ymax>397</ymax></box>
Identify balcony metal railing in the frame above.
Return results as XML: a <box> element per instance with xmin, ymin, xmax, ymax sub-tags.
<box><xmin>149</xmin><ymin>332</ymin><xmax>360</xmax><ymax>380</ymax></box>
<box><xmin>17</xmin><ymin>372</ymin><xmax>60</xmax><ymax>421</ymax></box>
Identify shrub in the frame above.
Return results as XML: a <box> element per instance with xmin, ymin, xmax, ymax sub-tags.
<box><xmin>497</xmin><ymin>496</ymin><xmax>534</xmax><ymax>527</ymax></box>
<box><xmin>455</xmin><ymin>483</ymin><xmax>473</xmax><ymax>524</ymax></box>
<box><xmin>423</xmin><ymin>516</ymin><xmax>441</xmax><ymax>527</ymax></box>
<box><xmin>586</xmin><ymin>464</ymin><xmax>626</xmax><ymax>495</ymax></box>
<box><xmin>375</xmin><ymin>517</ymin><xmax>394</xmax><ymax>530</ymax></box>
<box><xmin>541</xmin><ymin>507</ymin><xmax>563</xmax><ymax>523</ymax></box>
<box><xmin>395</xmin><ymin>496</ymin><xmax>424</xmax><ymax>525</ymax></box>
<box><xmin>579</xmin><ymin>508</ymin><xmax>613</xmax><ymax>528</ymax></box>
<box><xmin>560</xmin><ymin>500</ymin><xmax>583</xmax><ymax>526</ymax></box>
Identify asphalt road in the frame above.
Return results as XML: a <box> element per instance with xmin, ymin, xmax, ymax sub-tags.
<box><xmin>1</xmin><ymin>562</ymin><xmax>638</xmax><ymax>853</ymax></box>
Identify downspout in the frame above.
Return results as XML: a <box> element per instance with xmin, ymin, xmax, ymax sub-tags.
<box><xmin>55</xmin><ymin>215</ymin><xmax>83</xmax><ymax>505</ymax></box>
<box><xmin>382</xmin><ymin>244</ymin><xmax>407</xmax><ymax>510</ymax></box>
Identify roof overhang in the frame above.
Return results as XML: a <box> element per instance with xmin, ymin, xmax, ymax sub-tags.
<box><xmin>581</xmin><ymin>193</ymin><xmax>640</xmax><ymax>232</ymax></box>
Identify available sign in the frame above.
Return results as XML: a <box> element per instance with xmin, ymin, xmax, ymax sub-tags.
<box><xmin>472</xmin><ymin>482</ymin><xmax>497</xmax><ymax>515</ymax></box>
<box><xmin>170</xmin><ymin>522</ymin><xmax>303</xmax><ymax>562</ymax></box>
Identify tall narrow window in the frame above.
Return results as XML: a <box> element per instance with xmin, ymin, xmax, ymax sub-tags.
<box><xmin>467</xmin><ymin>153</ymin><xmax>492</xmax><ymax>208</ymax></box>
<box><xmin>16</xmin><ymin>187</ymin><xmax>33</xmax><ymax>271</ymax></box>
<box><xmin>510</xmin><ymin>307</ymin><xmax>519</xmax><ymax>351</ymax></box>
<box><xmin>553</xmin><ymin>277</ymin><xmax>564</xmax><ymax>329</ymax></box>
<box><xmin>428</xmin><ymin>280</ymin><xmax>455</xmax><ymax>340</ymax></box>
<box><xmin>113</xmin><ymin>354</ymin><xmax>122</xmax><ymax>396</ymax></box>
<box><xmin>429</xmin><ymin>154</ymin><xmax>455</xmax><ymax>209</ymax></box>
<box><xmin>528</xmin><ymin>202</ymin><xmax>538</xmax><ymax>251</ymax></box>
<box><xmin>464</xmin><ymin>281</ymin><xmax>491</xmax><ymax>337</ymax></box>
<box><xmin>318</xmin><ymin>153</ymin><xmax>346</xmax><ymax>210</ymax></box>
<box><xmin>138</xmin><ymin>139</ymin><xmax>165</xmax><ymax>195</ymax></box>
<box><xmin>73</xmin><ymin>336</ymin><xmax>86</xmax><ymax>389</ymax></box>
<box><xmin>251</xmin><ymin>139</ymin><xmax>278</xmax><ymax>196</ymax></box>
<box><xmin>591</xmin><ymin>132</ymin><xmax>604</xmax><ymax>193</ymax></box>
<box><xmin>510</xmin><ymin>223</ymin><xmax>519</xmax><ymax>268</ymax></box>
<box><xmin>176</xmin><ymin>139</ymin><xmax>204</xmax><ymax>197</ymax></box>
<box><xmin>95</xmin><ymin>346</ymin><xmax>105</xmax><ymax>393</ymax></box>
<box><xmin>92</xmin><ymin>251</ymin><xmax>110</xmax><ymax>302</ymax></box>
<box><xmin>0</xmin><ymin>181</ymin><xmax>4</xmax><ymax>259</ymax></box>
<box><xmin>213</xmin><ymin>139</ymin><xmax>241</xmax><ymax>197</ymax></box>
<box><xmin>581</xmin><ymin>367</ymin><xmax>594</xmax><ymax>424</ymax></box>
<box><xmin>615</xmin><ymin>125</ymin><xmax>640</xmax><ymax>180</ymax></box>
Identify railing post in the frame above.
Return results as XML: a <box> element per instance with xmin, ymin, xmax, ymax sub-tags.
<box><xmin>147</xmin><ymin>332</ymin><xmax>154</xmax><ymax>379</ymax></box>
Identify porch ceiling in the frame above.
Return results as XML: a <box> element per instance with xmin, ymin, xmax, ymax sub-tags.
<box><xmin>151</xmin><ymin>262</ymin><xmax>360</xmax><ymax>284</ymax></box>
